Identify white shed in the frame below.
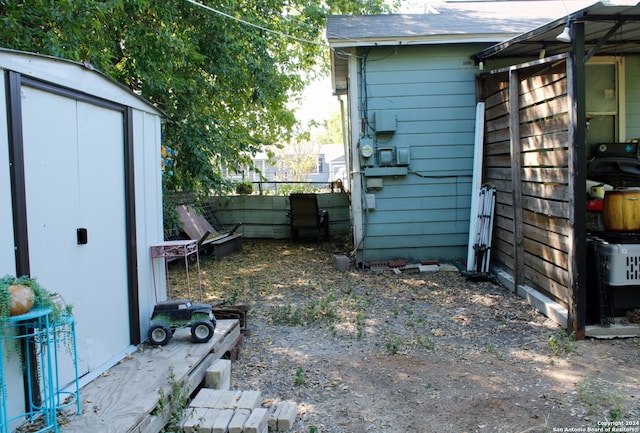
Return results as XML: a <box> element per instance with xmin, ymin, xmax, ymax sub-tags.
<box><xmin>0</xmin><ymin>48</ymin><xmax>165</xmax><ymax>421</ymax></box>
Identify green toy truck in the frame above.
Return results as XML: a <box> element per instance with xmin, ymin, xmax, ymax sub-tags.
<box><xmin>148</xmin><ymin>299</ymin><xmax>216</xmax><ymax>346</ymax></box>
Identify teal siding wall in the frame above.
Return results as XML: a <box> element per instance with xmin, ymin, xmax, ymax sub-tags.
<box><xmin>626</xmin><ymin>56</ymin><xmax>640</xmax><ymax>140</ymax></box>
<box><xmin>356</xmin><ymin>45</ymin><xmax>484</xmax><ymax>262</ymax></box>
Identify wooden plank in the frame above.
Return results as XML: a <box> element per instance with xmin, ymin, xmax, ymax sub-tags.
<box><xmin>524</xmin><ymin>256</ymin><xmax>572</xmax><ymax>304</ymax></box>
<box><xmin>519</xmin><ymin>77</ymin><xmax>567</xmax><ymax>107</ymax></box>
<box><xmin>483</xmin><ymin>82</ymin><xmax>509</xmax><ymax>109</ymax></box>
<box><xmin>493</xmin><ymin>215</ymin><xmax>514</xmax><ymax>236</ymax></box>
<box><xmin>519</xmin><ymin>114</ymin><xmax>569</xmax><ymax>137</ymax></box>
<box><xmin>519</xmin><ymin>95</ymin><xmax>569</xmax><ymax>123</ymax></box>
<box><xmin>484</xmin><ymin>138</ymin><xmax>510</xmax><ymax>154</ymax></box>
<box><xmin>491</xmin><ymin>237</ymin><xmax>515</xmax><ymax>273</ymax></box>
<box><xmin>485</xmin><ymin>115</ymin><xmax>510</xmax><ymax>134</ymax></box>
<box><xmin>521</xmin><ymin>148</ymin><xmax>568</xmax><ymax>167</ymax></box>
<box><xmin>521</xmin><ymin>130</ymin><xmax>569</xmax><ymax>152</ymax></box>
<box><xmin>484</xmin><ymin>100</ymin><xmax>509</xmax><ymax>121</ymax></box>
<box><xmin>567</xmin><ymin>47</ymin><xmax>587</xmax><ymax>337</ymax></box>
<box><xmin>523</xmin><ymin>209</ymin><xmax>571</xmax><ymax>236</ymax></box>
<box><xmin>523</xmin><ymin>238</ymin><xmax>569</xmax><ymax>273</ymax></box>
<box><xmin>489</xmin><ymin>179</ymin><xmax>512</xmax><ymax>195</ymax></box>
<box><xmin>509</xmin><ymin>69</ymin><xmax>525</xmax><ymax>288</ymax></box>
<box><xmin>522</xmin><ymin>195</ymin><xmax>569</xmax><ymax>218</ymax></box>
<box><xmin>519</xmin><ymin>68</ymin><xmax>566</xmax><ymax>97</ymax></box>
<box><xmin>524</xmin><ymin>222</ymin><xmax>569</xmax><ymax>253</ymax></box>
<box><xmin>494</xmin><ymin>202</ymin><xmax>514</xmax><ymax>221</ymax></box>
<box><xmin>522</xmin><ymin>182</ymin><xmax>568</xmax><ymax>201</ymax></box>
<box><xmin>522</xmin><ymin>167</ymin><xmax>568</xmax><ymax>183</ymax></box>
<box><xmin>493</xmin><ymin>226</ymin><xmax>514</xmax><ymax>247</ymax></box>
<box><xmin>60</xmin><ymin>320</ymin><xmax>240</xmax><ymax>433</ymax></box>
<box><xmin>484</xmin><ymin>154</ymin><xmax>511</xmax><ymax>168</ymax></box>
<box><xmin>484</xmin><ymin>166</ymin><xmax>512</xmax><ymax>181</ymax></box>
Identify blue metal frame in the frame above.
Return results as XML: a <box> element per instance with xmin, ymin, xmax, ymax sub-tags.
<box><xmin>0</xmin><ymin>308</ymin><xmax>80</xmax><ymax>433</ymax></box>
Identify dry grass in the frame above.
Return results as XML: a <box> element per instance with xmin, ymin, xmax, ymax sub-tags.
<box><xmin>164</xmin><ymin>239</ymin><xmax>640</xmax><ymax>433</ymax></box>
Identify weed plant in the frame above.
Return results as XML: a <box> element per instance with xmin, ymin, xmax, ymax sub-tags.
<box><xmin>485</xmin><ymin>341</ymin><xmax>503</xmax><ymax>360</ymax></box>
<box><xmin>547</xmin><ymin>329</ymin><xmax>576</xmax><ymax>356</ymax></box>
<box><xmin>157</xmin><ymin>368</ymin><xmax>190</xmax><ymax>432</ymax></box>
<box><xmin>294</xmin><ymin>366</ymin><xmax>309</xmax><ymax>387</ymax></box>
<box><xmin>384</xmin><ymin>332</ymin><xmax>403</xmax><ymax>355</ymax></box>
<box><xmin>578</xmin><ymin>376</ymin><xmax>627</xmax><ymax>421</ymax></box>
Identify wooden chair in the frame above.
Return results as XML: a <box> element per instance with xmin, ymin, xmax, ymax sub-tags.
<box><xmin>287</xmin><ymin>193</ymin><xmax>329</xmax><ymax>244</ymax></box>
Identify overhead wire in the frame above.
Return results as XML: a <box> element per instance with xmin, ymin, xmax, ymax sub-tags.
<box><xmin>184</xmin><ymin>0</ymin><xmax>330</xmax><ymax>48</ymax></box>
<box><xmin>185</xmin><ymin>0</ymin><xmax>370</xmax><ymax>61</ymax></box>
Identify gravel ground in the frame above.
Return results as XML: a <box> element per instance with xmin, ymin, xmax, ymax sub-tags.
<box><xmin>169</xmin><ymin>239</ymin><xmax>640</xmax><ymax>433</ymax></box>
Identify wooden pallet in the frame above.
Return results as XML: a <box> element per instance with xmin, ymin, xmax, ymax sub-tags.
<box><xmin>59</xmin><ymin>320</ymin><xmax>241</xmax><ymax>433</ymax></box>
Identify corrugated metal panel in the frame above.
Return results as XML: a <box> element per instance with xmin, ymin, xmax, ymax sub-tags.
<box><xmin>474</xmin><ymin>2</ymin><xmax>640</xmax><ymax>61</ymax></box>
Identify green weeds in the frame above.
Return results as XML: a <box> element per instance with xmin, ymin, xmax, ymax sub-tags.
<box><xmin>157</xmin><ymin>368</ymin><xmax>190</xmax><ymax>432</ymax></box>
<box><xmin>384</xmin><ymin>332</ymin><xmax>403</xmax><ymax>355</ymax></box>
<box><xmin>578</xmin><ymin>376</ymin><xmax>627</xmax><ymax>421</ymax></box>
<box><xmin>485</xmin><ymin>341</ymin><xmax>503</xmax><ymax>360</ymax></box>
<box><xmin>294</xmin><ymin>366</ymin><xmax>309</xmax><ymax>387</ymax></box>
<box><xmin>548</xmin><ymin>329</ymin><xmax>576</xmax><ymax>357</ymax></box>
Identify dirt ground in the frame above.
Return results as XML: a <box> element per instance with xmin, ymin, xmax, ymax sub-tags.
<box><xmin>171</xmin><ymin>239</ymin><xmax>640</xmax><ymax>433</ymax></box>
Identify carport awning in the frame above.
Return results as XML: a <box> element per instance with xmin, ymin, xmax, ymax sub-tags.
<box><xmin>474</xmin><ymin>2</ymin><xmax>640</xmax><ymax>62</ymax></box>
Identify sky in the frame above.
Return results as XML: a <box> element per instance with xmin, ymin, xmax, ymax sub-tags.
<box><xmin>287</xmin><ymin>5</ymin><xmax>460</xmax><ymax>122</ymax></box>
<box><xmin>296</xmin><ymin>75</ymin><xmax>340</xmax><ymax>126</ymax></box>
<box><xmin>296</xmin><ymin>1</ymin><xmax>431</xmax><ymax>125</ymax></box>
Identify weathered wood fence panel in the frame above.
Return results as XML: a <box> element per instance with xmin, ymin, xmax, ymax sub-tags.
<box><xmin>479</xmin><ymin>58</ymin><xmax>573</xmax><ymax>308</ymax></box>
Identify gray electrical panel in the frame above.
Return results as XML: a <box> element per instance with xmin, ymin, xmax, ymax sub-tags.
<box><xmin>374</xmin><ymin>111</ymin><xmax>396</xmax><ymax>133</ymax></box>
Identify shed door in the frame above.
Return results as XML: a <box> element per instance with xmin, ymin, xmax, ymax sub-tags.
<box><xmin>21</xmin><ymin>85</ymin><xmax>130</xmax><ymax>378</ymax></box>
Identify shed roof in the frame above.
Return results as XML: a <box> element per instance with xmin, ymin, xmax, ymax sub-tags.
<box><xmin>326</xmin><ymin>1</ymin><xmax>596</xmax><ymax>47</ymax></box>
<box><xmin>474</xmin><ymin>2</ymin><xmax>640</xmax><ymax>61</ymax></box>
<box><xmin>0</xmin><ymin>48</ymin><xmax>163</xmax><ymax>116</ymax></box>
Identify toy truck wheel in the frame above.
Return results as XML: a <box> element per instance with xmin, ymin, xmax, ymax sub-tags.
<box><xmin>191</xmin><ymin>320</ymin><xmax>215</xmax><ymax>343</ymax></box>
<box><xmin>149</xmin><ymin>323</ymin><xmax>172</xmax><ymax>345</ymax></box>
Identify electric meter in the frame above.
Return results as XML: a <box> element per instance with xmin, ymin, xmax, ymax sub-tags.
<box><xmin>361</xmin><ymin>143</ymin><xmax>374</xmax><ymax>158</ymax></box>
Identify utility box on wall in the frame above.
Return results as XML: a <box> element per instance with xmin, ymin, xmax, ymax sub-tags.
<box><xmin>378</xmin><ymin>147</ymin><xmax>394</xmax><ymax>166</ymax></box>
<box><xmin>396</xmin><ymin>147</ymin><xmax>410</xmax><ymax>166</ymax></box>
<box><xmin>374</xmin><ymin>111</ymin><xmax>396</xmax><ymax>134</ymax></box>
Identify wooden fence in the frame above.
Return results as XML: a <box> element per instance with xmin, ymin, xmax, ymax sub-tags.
<box><xmin>480</xmin><ymin>56</ymin><xmax>574</xmax><ymax>309</ymax></box>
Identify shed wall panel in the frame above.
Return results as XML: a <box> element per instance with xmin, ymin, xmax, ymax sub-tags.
<box><xmin>22</xmin><ymin>88</ymin><xmax>130</xmax><ymax>379</ymax></box>
<box><xmin>0</xmin><ymin>73</ymin><xmax>15</xmax><ymax>276</ymax></box>
<box><xmin>134</xmin><ymin>110</ymin><xmax>164</xmax><ymax>333</ymax></box>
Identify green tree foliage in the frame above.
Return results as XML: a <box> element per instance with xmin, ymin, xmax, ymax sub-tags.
<box><xmin>0</xmin><ymin>0</ymin><xmax>392</xmax><ymax>196</ymax></box>
<box><xmin>315</xmin><ymin>109</ymin><xmax>345</xmax><ymax>144</ymax></box>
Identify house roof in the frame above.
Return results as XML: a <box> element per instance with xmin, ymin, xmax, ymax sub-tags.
<box><xmin>326</xmin><ymin>1</ymin><xmax>596</xmax><ymax>47</ymax></box>
<box><xmin>474</xmin><ymin>2</ymin><xmax>640</xmax><ymax>61</ymax></box>
<box><xmin>327</xmin><ymin>1</ymin><xmax>596</xmax><ymax>94</ymax></box>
